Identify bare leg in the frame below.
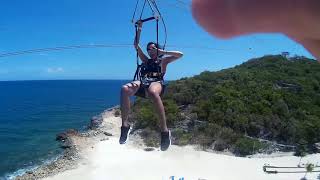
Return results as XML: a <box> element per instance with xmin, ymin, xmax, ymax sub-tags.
<box><xmin>147</xmin><ymin>82</ymin><xmax>168</xmax><ymax>132</ymax></box>
<box><xmin>120</xmin><ymin>81</ymin><xmax>141</xmax><ymax>127</ymax></box>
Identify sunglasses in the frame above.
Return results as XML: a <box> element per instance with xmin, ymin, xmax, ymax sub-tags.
<box><xmin>147</xmin><ymin>48</ymin><xmax>157</xmax><ymax>52</ymax></box>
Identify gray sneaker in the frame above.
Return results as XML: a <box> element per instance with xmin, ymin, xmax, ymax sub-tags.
<box><xmin>160</xmin><ymin>130</ymin><xmax>171</xmax><ymax>151</ymax></box>
<box><xmin>119</xmin><ymin>126</ymin><xmax>131</xmax><ymax>144</ymax></box>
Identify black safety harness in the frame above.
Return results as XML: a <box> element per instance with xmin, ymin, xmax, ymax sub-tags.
<box><xmin>132</xmin><ymin>0</ymin><xmax>167</xmax><ymax>97</ymax></box>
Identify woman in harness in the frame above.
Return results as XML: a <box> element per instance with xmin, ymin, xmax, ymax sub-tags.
<box><xmin>119</xmin><ymin>20</ymin><xmax>183</xmax><ymax>151</ymax></box>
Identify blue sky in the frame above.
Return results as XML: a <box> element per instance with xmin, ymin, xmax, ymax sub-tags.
<box><xmin>0</xmin><ymin>0</ymin><xmax>314</xmax><ymax>81</ymax></box>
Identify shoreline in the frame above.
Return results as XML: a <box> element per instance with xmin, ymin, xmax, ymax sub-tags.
<box><xmin>14</xmin><ymin>107</ymin><xmax>119</xmax><ymax>180</ymax></box>
<box><xmin>14</xmin><ymin>107</ymin><xmax>320</xmax><ymax>180</ymax></box>
<box><xmin>4</xmin><ymin>154</ymin><xmax>62</xmax><ymax>180</ymax></box>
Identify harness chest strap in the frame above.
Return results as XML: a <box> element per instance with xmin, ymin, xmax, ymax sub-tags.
<box><xmin>144</xmin><ymin>72</ymin><xmax>164</xmax><ymax>78</ymax></box>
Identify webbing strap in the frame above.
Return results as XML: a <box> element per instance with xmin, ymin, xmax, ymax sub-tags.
<box><xmin>133</xmin><ymin>0</ymin><xmax>162</xmax><ymax>82</ymax></box>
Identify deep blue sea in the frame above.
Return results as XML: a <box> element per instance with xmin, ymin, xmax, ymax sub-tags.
<box><xmin>0</xmin><ymin>80</ymin><xmax>128</xmax><ymax>179</ymax></box>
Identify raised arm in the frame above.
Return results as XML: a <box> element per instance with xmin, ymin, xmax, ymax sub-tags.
<box><xmin>158</xmin><ymin>49</ymin><xmax>184</xmax><ymax>65</ymax></box>
<box><xmin>134</xmin><ymin>21</ymin><xmax>148</xmax><ymax>63</ymax></box>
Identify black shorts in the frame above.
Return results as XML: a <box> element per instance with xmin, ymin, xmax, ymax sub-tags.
<box><xmin>135</xmin><ymin>80</ymin><xmax>166</xmax><ymax>98</ymax></box>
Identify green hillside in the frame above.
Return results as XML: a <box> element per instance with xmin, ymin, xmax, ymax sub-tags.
<box><xmin>132</xmin><ymin>55</ymin><xmax>320</xmax><ymax>156</ymax></box>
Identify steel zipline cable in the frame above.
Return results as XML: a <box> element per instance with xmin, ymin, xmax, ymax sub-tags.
<box><xmin>0</xmin><ymin>44</ymin><xmax>132</xmax><ymax>58</ymax></box>
<box><xmin>0</xmin><ymin>43</ymin><xmax>244</xmax><ymax>58</ymax></box>
<box><xmin>150</xmin><ymin>0</ymin><xmax>167</xmax><ymax>49</ymax></box>
<box><xmin>0</xmin><ymin>0</ymin><xmax>247</xmax><ymax>59</ymax></box>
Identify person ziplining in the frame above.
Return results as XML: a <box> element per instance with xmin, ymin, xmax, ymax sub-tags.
<box><xmin>119</xmin><ymin>0</ymin><xmax>183</xmax><ymax>151</ymax></box>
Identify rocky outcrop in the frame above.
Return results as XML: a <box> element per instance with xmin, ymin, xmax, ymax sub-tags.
<box><xmin>16</xmin><ymin>106</ymin><xmax>119</xmax><ymax>180</ymax></box>
<box><xmin>89</xmin><ymin>115</ymin><xmax>104</xmax><ymax>129</ymax></box>
<box><xmin>56</xmin><ymin>129</ymin><xmax>79</xmax><ymax>141</ymax></box>
<box><xmin>16</xmin><ymin>142</ymin><xmax>79</xmax><ymax>180</ymax></box>
<box><xmin>88</xmin><ymin>106</ymin><xmax>120</xmax><ymax>130</ymax></box>
<box><xmin>103</xmin><ymin>131</ymin><xmax>113</xmax><ymax>136</ymax></box>
<box><xmin>100</xmin><ymin>137</ymin><xmax>109</xmax><ymax>141</ymax></box>
<box><xmin>174</xmin><ymin>105</ymin><xmax>208</xmax><ymax>133</ymax></box>
<box><xmin>56</xmin><ymin>129</ymin><xmax>79</xmax><ymax>149</ymax></box>
<box><xmin>274</xmin><ymin>81</ymin><xmax>302</xmax><ymax>93</ymax></box>
<box><xmin>144</xmin><ymin>147</ymin><xmax>155</xmax><ymax>151</ymax></box>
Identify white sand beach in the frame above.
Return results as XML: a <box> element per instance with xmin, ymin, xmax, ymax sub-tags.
<box><xmin>43</xmin><ymin>113</ymin><xmax>320</xmax><ymax>180</ymax></box>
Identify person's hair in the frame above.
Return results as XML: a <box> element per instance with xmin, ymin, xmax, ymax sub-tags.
<box><xmin>146</xmin><ymin>42</ymin><xmax>163</xmax><ymax>51</ymax></box>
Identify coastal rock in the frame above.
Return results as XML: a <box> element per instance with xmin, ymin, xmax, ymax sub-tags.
<box><xmin>56</xmin><ymin>129</ymin><xmax>79</xmax><ymax>141</ymax></box>
<box><xmin>15</xmin><ymin>147</ymin><xmax>79</xmax><ymax>180</ymax></box>
<box><xmin>56</xmin><ymin>133</ymin><xmax>68</xmax><ymax>141</ymax></box>
<box><xmin>144</xmin><ymin>147</ymin><xmax>155</xmax><ymax>151</ymax></box>
<box><xmin>103</xmin><ymin>131</ymin><xmax>113</xmax><ymax>136</ymax></box>
<box><xmin>92</xmin><ymin>131</ymin><xmax>102</xmax><ymax>136</ymax></box>
<box><xmin>114</xmin><ymin>109</ymin><xmax>121</xmax><ymax>117</ymax></box>
<box><xmin>100</xmin><ymin>137</ymin><xmax>109</xmax><ymax>141</ymax></box>
<box><xmin>60</xmin><ymin>138</ymin><xmax>74</xmax><ymax>149</ymax></box>
<box><xmin>15</xmin><ymin>107</ymin><xmax>119</xmax><ymax>180</ymax></box>
<box><xmin>105</xmin><ymin>105</ymin><xmax>120</xmax><ymax>113</ymax></box>
<box><xmin>89</xmin><ymin>115</ymin><xmax>103</xmax><ymax>129</ymax></box>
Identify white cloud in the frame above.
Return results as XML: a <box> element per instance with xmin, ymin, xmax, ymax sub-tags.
<box><xmin>47</xmin><ymin>67</ymin><xmax>64</xmax><ymax>73</ymax></box>
<box><xmin>38</xmin><ymin>53</ymin><xmax>49</xmax><ymax>56</ymax></box>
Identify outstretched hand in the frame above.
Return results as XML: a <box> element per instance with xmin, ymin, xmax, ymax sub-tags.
<box><xmin>192</xmin><ymin>0</ymin><xmax>320</xmax><ymax>60</ymax></box>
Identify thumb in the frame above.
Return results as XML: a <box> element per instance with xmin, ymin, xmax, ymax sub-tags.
<box><xmin>192</xmin><ymin>0</ymin><xmax>320</xmax><ymax>59</ymax></box>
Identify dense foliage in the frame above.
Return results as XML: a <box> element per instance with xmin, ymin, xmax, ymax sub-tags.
<box><xmin>132</xmin><ymin>55</ymin><xmax>320</xmax><ymax>156</ymax></box>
